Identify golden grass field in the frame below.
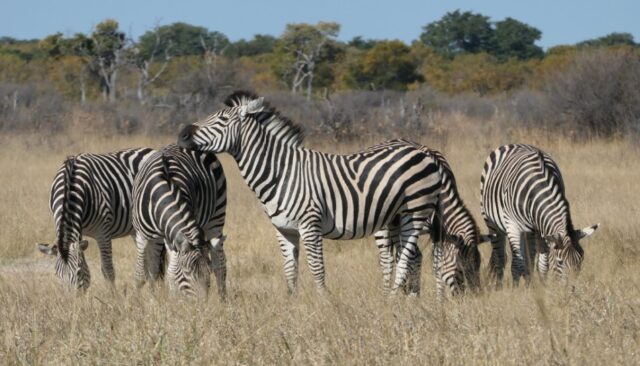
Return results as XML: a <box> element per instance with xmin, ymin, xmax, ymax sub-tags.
<box><xmin>0</xmin><ymin>120</ymin><xmax>639</xmax><ymax>365</ymax></box>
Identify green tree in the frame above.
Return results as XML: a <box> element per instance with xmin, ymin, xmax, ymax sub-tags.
<box><xmin>138</xmin><ymin>22</ymin><xmax>229</xmax><ymax>57</ymax></box>
<box><xmin>226</xmin><ymin>34</ymin><xmax>276</xmax><ymax>58</ymax></box>
<box><xmin>272</xmin><ymin>22</ymin><xmax>342</xmax><ymax>99</ymax></box>
<box><xmin>345</xmin><ymin>40</ymin><xmax>422</xmax><ymax>90</ymax></box>
<box><xmin>577</xmin><ymin>32</ymin><xmax>636</xmax><ymax>48</ymax></box>
<box><xmin>493</xmin><ymin>18</ymin><xmax>543</xmax><ymax>60</ymax></box>
<box><xmin>348</xmin><ymin>36</ymin><xmax>378</xmax><ymax>50</ymax></box>
<box><xmin>420</xmin><ymin>10</ymin><xmax>495</xmax><ymax>58</ymax></box>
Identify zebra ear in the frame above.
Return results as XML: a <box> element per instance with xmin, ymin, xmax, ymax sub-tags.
<box><xmin>175</xmin><ymin>232</ymin><xmax>192</xmax><ymax>253</ymax></box>
<box><xmin>79</xmin><ymin>240</ymin><xmax>89</xmax><ymax>251</ymax></box>
<box><xmin>575</xmin><ymin>223</ymin><xmax>599</xmax><ymax>240</ymax></box>
<box><xmin>478</xmin><ymin>234</ymin><xmax>496</xmax><ymax>244</ymax></box>
<box><xmin>210</xmin><ymin>235</ymin><xmax>226</xmax><ymax>251</ymax></box>
<box><xmin>246</xmin><ymin>97</ymin><xmax>264</xmax><ymax>114</ymax></box>
<box><xmin>37</xmin><ymin>243</ymin><xmax>57</xmax><ymax>256</ymax></box>
<box><xmin>240</xmin><ymin>97</ymin><xmax>264</xmax><ymax>117</ymax></box>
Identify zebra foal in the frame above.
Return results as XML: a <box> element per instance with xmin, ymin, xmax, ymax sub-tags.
<box><xmin>480</xmin><ymin>144</ymin><xmax>599</xmax><ymax>286</ymax></box>
<box><xmin>132</xmin><ymin>144</ymin><xmax>227</xmax><ymax>298</ymax></box>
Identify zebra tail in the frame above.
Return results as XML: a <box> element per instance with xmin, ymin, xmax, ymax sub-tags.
<box><xmin>58</xmin><ymin>156</ymin><xmax>76</xmax><ymax>258</ymax></box>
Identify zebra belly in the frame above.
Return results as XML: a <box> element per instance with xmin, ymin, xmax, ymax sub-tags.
<box><xmin>270</xmin><ymin>212</ymin><xmax>299</xmax><ymax>232</ymax></box>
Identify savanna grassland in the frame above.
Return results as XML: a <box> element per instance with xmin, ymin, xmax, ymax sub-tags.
<box><xmin>0</xmin><ymin>121</ymin><xmax>639</xmax><ymax>365</ymax></box>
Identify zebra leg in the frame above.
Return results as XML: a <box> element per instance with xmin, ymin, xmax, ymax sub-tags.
<box><xmin>209</xmin><ymin>236</ymin><xmax>227</xmax><ymax>300</ymax></box>
<box><xmin>432</xmin><ymin>241</ymin><xmax>446</xmax><ymax>300</ymax></box>
<box><xmin>391</xmin><ymin>217</ymin><xmax>424</xmax><ymax>295</ymax></box>
<box><xmin>134</xmin><ymin>233</ymin><xmax>148</xmax><ymax>289</ymax></box>
<box><xmin>300</xmin><ymin>225</ymin><xmax>326</xmax><ymax>292</ymax></box>
<box><xmin>96</xmin><ymin>234</ymin><xmax>116</xmax><ymax>286</ymax></box>
<box><xmin>147</xmin><ymin>240</ymin><xmax>168</xmax><ymax>285</ymax></box>
<box><xmin>524</xmin><ymin>232</ymin><xmax>537</xmax><ymax>284</ymax></box>
<box><xmin>276</xmin><ymin>229</ymin><xmax>300</xmax><ymax>295</ymax></box>
<box><xmin>536</xmin><ymin>235</ymin><xmax>550</xmax><ymax>282</ymax></box>
<box><xmin>506</xmin><ymin>227</ymin><xmax>529</xmax><ymax>287</ymax></box>
<box><xmin>488</xmin><ymin>230</ymin><xmax>506</xmax><ymax>289</ymax></box>
<box><xmin>375</xmin><ymin>228</ymin><xmax>400</xmax><ymax>295</ymax></box>
<box><xmin>405</xmin><ymin>246</ymin><xmax>422</xmax><ymax>297</ymax></box>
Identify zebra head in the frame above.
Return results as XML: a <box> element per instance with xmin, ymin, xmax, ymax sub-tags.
<box><xmin>167</xmin><ymin>233</ymin><xmax>211</xmax><ymax>298</ymax></box>
<box><xmin>546</xmin><ymin>223</ymin><xmax>599</xmax><ymax>276</ymax></box>
<box><xmin>177</xmin><ymin>91</ymin><xmax>265</xmax><ymax>154</ymax></box>
<box><xmin>37</xmin><ymin>239</ymin><xmax>91</xmax><ymax>293</ymax></box>
<box><xmin>441</xmin><ymin>233</ymin><xmax>493</xmax><ymax>294</ymax></box>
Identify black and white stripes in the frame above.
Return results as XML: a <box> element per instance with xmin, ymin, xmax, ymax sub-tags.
<box><xmin>480</xmin><ymin>144</ymin><xmax>599</xmax><ymax>286</ymax></box>
<box><xmin>178</xmin><ymin>91</ymin><xmax>443</xmax><ymax>294</ymax></box>
<box><xmin>37</xmin><ymin>148</ymin><xmax>155</xmax><ymax>292</ymax></box>
<box><xmin>132</xmin><ymin>144</ymin><xmax>227</xmax><ymax>298</ymax></box>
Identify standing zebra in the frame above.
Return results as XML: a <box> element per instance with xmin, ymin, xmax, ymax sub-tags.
<box><xmin>377</xmin><ymin>146</ymin><xmax>493</xmax><ymax>298</ymax></box>
<box><xmin>480</xmin><ymin>144</ymin><xmax>599</xmax><ymax>286</ymax></box>
<box><xmin>177</xmin><ymin>91</ymin><xmax>443</xmax><ymax>294</ymax></box>
<box><xmin>132</xmin><ymin>144</ymin><xmax>227</xmax><ymax>298</ymax></box>
<box><xmin>37</xmin><ymin>148</ymin><xmax>156</xmax><ymax>292</ymax></box>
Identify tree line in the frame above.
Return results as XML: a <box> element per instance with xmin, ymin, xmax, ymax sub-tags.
<box><xmin>1</xmin><ymin>10</ymin><xmax>637</xmax><ymax>105</ymax></box>
<box><xmin>1</xmin><ymin>11</ymin><xmax>639</xmax><ymax>139</ymax></box>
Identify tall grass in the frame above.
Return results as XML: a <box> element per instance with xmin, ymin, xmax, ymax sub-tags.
<box><xmin>0</xmin><ymin>123</ymin><xmax>638</xmax><ymax>364</ymax></box>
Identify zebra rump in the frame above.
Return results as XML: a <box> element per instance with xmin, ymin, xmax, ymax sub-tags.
<box><xmin>132</xmin><ymin>144</ymin><xmax>227</xmax><ymax>298</ymax></box>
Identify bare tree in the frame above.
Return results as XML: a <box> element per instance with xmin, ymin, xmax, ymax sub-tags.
<box><xmin>199</xmin><ymin>31</ymin><xmax>229</xmax><ymax>83</ymax></box>
<box><xmin>276</xmin><ymin>22</ymin><xmax>340</xmax><ymax>100</ymax></box>
<box><xmin>131</xmin><ymin>28</ymin><xmax>172</xmax><ymax>105</ymax></box>
<box><xmin>90</xmin><ymin>20</ymin><xmax>128</xmax><ymax>102</ymax></box>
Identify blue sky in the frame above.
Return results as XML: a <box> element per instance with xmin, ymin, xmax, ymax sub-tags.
<box><xmin>1</xmin><ymin>0</ymin><xmax>638</xmax><ymax>49</ymax></box>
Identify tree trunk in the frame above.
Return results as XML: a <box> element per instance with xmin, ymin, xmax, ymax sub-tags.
<box><xmin>137</xmin><ymin>79</ymin><xmax>145</xmax><ymax>105</ymax></box>
<box><xmin>79</xmin><ymin>69</ymin><xmax>86</xmax><ymax>104</ymax></box>
<box><xmin>108</xmin><ymin>70</ymin><xmax>118</xmax><ymax>103</ymax></box>
<box><xmin>306</xmin><ymin>72</ymin><xmax>313</xmax><ymax>101</ymax></box>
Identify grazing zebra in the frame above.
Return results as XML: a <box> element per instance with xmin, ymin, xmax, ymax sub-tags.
<box><xmin>132</xmin><ymin>144</ymin><xmax>227</xmax><ymax>298</ymax></box>
<box><xmin>177</xmin><ymin>91</ymin><xmax>443</xmax><ymax>294</ymax></box>
<box><xmin>377</xmin><ymin>146</ymin><xmax>493</xmax><ymax>298</ymax></box>
<box><xmin>480</xmin><ymin>144</ymin><xmax>599</xmax><ymax>286</ymax></box>
<box><xmin>37</xmin><ymin>148</ymin><xmax>156</xmax><ymax>292</ymax></box>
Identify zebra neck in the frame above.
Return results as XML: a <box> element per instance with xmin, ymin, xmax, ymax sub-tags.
<box><xmin>537</xmin><ymin>204</ymin><xmax>572</xmax><ymax>238</ymax></box>
<box><xmin>438</xmin><ymin>178</ymin><xmax>475</xmax><ymax>240</ymax></box>
<box><xmin>235</xmin><ymin>123</ymin><xmax>303</xmax><ymax>210</ymax></box>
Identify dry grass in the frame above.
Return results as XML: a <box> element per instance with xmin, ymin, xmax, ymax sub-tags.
<box><xmin>0</xmin><ymin>126</ymin><xmax>639</xmax><ymax>365</ymax></box>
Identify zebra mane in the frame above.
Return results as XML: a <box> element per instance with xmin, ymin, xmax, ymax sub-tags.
<box><xmin>58</xmin><ymin>156</ymin><xmax>76</xmax><ymax>259</ymax></box>
<box><xmin>224</xmin><ymin>91</ymin><xmax>305</xmax><ymax>148</ymax></box>
<box><xmin>419</xmin><ymin>147</ymin><xmax>458</xmax><ymax>188</ymax></box>
<box><xmin>419</xmin><ymin>146</ymin><xmax>482</xmax><ymax>243</ymax></box>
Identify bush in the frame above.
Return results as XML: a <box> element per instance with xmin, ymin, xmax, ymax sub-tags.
<box><xmin>542</xmin><ymin>48</ymin><xmax>640</xmax><ymax>137</ymax></box>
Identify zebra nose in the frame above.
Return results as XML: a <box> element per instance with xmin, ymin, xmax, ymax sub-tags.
<box><xmin>177</xmin><ymin>124</ymin><xmax>197</xmax><ymax>148</ymax></box>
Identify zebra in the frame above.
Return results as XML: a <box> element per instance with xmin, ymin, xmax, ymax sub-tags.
<box><xmin>37</xmin><ymin>148</ymin><xmax>156</xmax><ymax>292</ymax></box>
<box><xmin>480</xmin><ymin>143</ymin><xmax>599</xmax><ymax>286</ymax></box>
<box><xmin>132</xmin><ymin>144</ymin><xmax>227</xmax><ymax>298</ymax></box>
<box><xmin>377</xmin><ymin>146</ymin><xmax>494</xmax><ymax>298</ymax></box>
<box><xmin>177</xmin><ymin>91</ymin><xmax>443</xmax><ymax>295</ymax></box>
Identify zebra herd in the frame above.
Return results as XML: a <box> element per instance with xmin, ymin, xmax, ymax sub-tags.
<box><xmin>37</xmin><ymin>91</ymin><xmax>599</xmax><ymax>299</ymax></box>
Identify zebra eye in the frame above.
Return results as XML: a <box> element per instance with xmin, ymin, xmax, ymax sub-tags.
<box><xmin>218</xmin><ymin>116</ymin><xmax>229</xmax><ymax>123</ymax></box>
